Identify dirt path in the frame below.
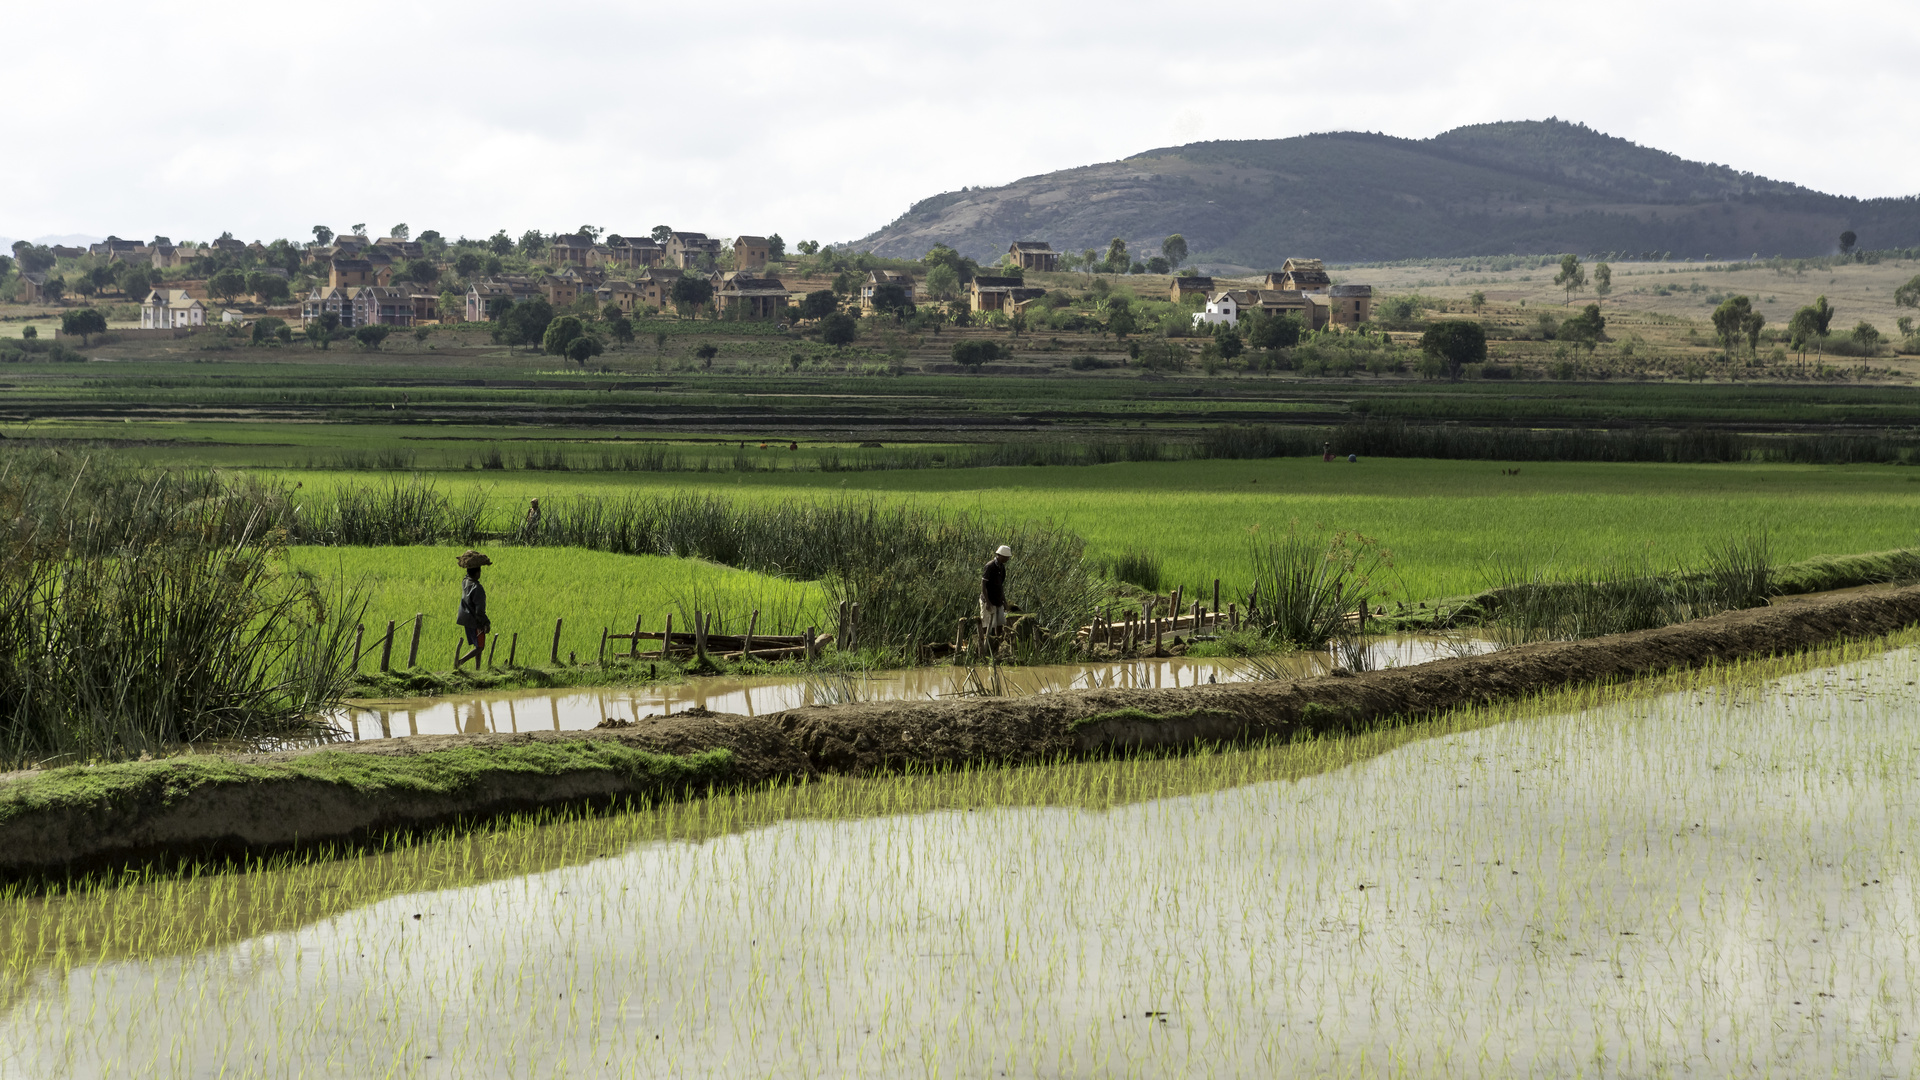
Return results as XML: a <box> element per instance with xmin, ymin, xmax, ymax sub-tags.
<box><xmin>7</xmin><ymin>585</ymin><xmax>1920</xmax><ymax>875</ymax></box>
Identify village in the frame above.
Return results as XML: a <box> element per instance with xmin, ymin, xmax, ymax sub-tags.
<box><xmin>2</xmin><ymin>227</ymin><xmax>1373</xmax><ymax>346</ymax></box>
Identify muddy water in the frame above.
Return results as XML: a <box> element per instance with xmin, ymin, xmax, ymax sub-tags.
<box><xmin>9</xmin><ymin>648</ymin><xmax>1920</xmax><ymax>1077</ymax></box>
<box><xmin>335</xmin><ymin>634</ymin><xmax>1488</xmax><ymax>740</ymax></box>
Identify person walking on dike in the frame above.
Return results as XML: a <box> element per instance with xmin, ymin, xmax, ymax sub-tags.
<box><xmin>981</xmin><ymin>544</ymin><xmax>1013</xmax><ymax>650</ymax></box>
<box><xmin>455</xmin><ymin>550</ymin><xmax>492</xmax><ymax>669</ymax></box>
<box><xmin>521</xmin><ymin>498</ymin><xmax>541</xmax><ymax>541</ymax></box>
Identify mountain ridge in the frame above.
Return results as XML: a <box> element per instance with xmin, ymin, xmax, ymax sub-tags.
<box><xmin>851</xmin><ymin>120</ymin><xmax>1920</xmax><ymax>270</ymax></box>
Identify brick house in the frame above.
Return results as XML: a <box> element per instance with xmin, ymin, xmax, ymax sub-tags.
<box><xmin>141</xmin><ymin>288</ymin><xmax>206</xmax><ymax>329</ymax></box>
<box><xmin>714</xmin><ymin>273</ymin><xmax>790</xmax><ymax>319</ymax></box>
<box><xmin>630</xmin><ymin>267</ymin><xmax>683</xmax><ymax>311</ymax></box>
<box><xmin>602</xmin><ymin>236</ymin><xmax>666</xmax><ymax>268</ymax></box>
<box><xmin>859</xmin><ymin>270</ymin><xmax>917</xmax><ymax>312</ymax></box>
<box><xmin>375</xmin><ymin>237</ymin><xmax>424</xmax><ymax>259</ymax></box>
<box><xmin>330</xmin><ymin>258</ymin><xmax>379</xmax><ymax>289</ymax></box>
<box><xmin>550</xmin><ymin>233</ymin><xmax>596</xmax><ymax>266</ymax></box>
<box><xmin>540</xmin><ymin>274</ymin><xmax>579</xmax><ymax>308</ymax></box>
<box><xmin>665</xmin><ymin>232</ymin><xmax>722</xmax><ymax>268</ymax></box>
<box><xmin>732</xmin><ymin>236</ymin><xmax>772</xmax><ymax>271</ymax></box>
<box><xmin>968</xmin><ymin>275</ymin><xmax>1030</xmax><ymax>313</ymax></box>
<box><xmin>1007</xmin><ymin>241</ymin><xmax>1058</xmax><ymax>272</ymax></box>
<box><xmin>1170</xmin><ymin>276</ymin><xmax>1214</xmax><ymax>303</ymax></box>
<box><xmin>1328</xmin><ymin>284</ymin><xmax>1373</xmax><ymax>327</ymax></box>
<box><xmin>596</xmin><ymin>280</ymin><xmax>644</xmax><ymax>314</ymax></box>
<box><xmin>1269</xmin><ymin>258</ymin><xmax>1332</xmax><ymax>291</ymax></box>
<box><xmin>303</xmin><ymin>286</ymin><xmax>368</xmax><ymax>328</ymax></box>
<box><xmin>464</xmin><ymin>278</ymin><xmax>541</xmax><ymax>322</ymax></box>
<box><xmin>18</xmin><ymin>272</ymin><xmax>47</xmax><ymax>304</ymax></box>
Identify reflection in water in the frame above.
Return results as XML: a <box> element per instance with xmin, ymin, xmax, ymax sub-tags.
<box><xmin>336</xmin><ymin>636</ymin><xmax>1489</xmax><ymax>741</ymax></box>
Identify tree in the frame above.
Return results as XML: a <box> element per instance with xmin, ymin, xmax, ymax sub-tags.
<box><xmin>1103</xmin><ymin>238</ymin><xmax>1128</xmax><ymax>274</ymax></box>
<box><xmin>1420</xmin><ymin>321</ymin><xmax>1487</xmax><ymax>380</ymax></box>
<box><xmin>819</xmin><ymin>312</ymin><xmax>858</xmax><ymax>347</ymax></box>
<box><xmin>1247</xmin><ymin>313</ymin><xmax>1303</xmax><ymax>349</ymax></box>
<box><xmin>1161</xmin><ymin>234</ymin><xmax>1188</xmax><ymax>269</ymax></box>
<box><xmin>1553</xmin><ymin>253</ymin><xmax>1586</xmax><ymax>304</ymax></box>
<box><xmin>61</xmin><ymin>308</ymin><xmax>107</xmax><ymax>345</ymax></box>
<box><xmin>796</xmin><ymin>240</ymin><xmax>819</xmax><ymax>256</ymax></box>
<box><xmin>307</xmin><ymin>311</ymin><xmax>341</xmax><ymax>349</ymax></box>
<box><xmin>1839</xmin><ymin>230</ymin><xmax>1857</xmax><ymax>254</ymax></box>
<box><xmin>247</xmin><ymin>273</ymin><xmax>291</xmax><ymax>304</ymax></box>
<box><xmin>389</xmin><ymin>224</ymin><xmax>409</xmax><ymax>241</ymax></box>
<box><xmin>1145</xmin><ymin>256</ymin><xmax>1171</xmax><ymax>275</ymax></box>
<box><xmin>1593</xmin><ymin>262</ymin><xmax>1612</xmax><ymax>298</ymax></box>
<box><xmin>41</xmin><ymin>276</ymin><xmax>65</xmax><ymax>305</ymax></box>
<box><xmin>498</xmin><ymin>298</ymin><xmax>554</xmax><ymax>350</ymax></box>
<box><xmin>869</xmin><ymin>282</ymin><xmax>912</xmax><ymax>319</ymax></box>
<box><xmin>598</xmin><ymin>303</ymin><xmax>620</xmax><ymax>323</ymax></box>
<box><xmin>670</xmin><ymin>274</ymin><xmax>713</xmax><ymax>313</ymax></box>
<box><xmin>417</xmin><ymin>230</ymin><xmax>443</xmax><ymax>252</ymax></box>
<box><xmin>1107</xmin><ymin>306</ymin><xmax>1138</xmax><ymax>339</ymax></box>
<box><xmin>251</xmin><ymin>317</ymin><xmax>289</xmax><ymax>345</ymax></box>
<box><xmin>454</xmin><ymin>252</ymin><xmax>483</xmax><ymax>278</ymax></box>
<box><xmin>402</xmin><ymin>259</ymin><xmax>440</xmax><ymax>287</ymax></box>
<box><xmin>1081</xmin><ymin>249</ymin><xmax>1098</xmax><ymax>275</ymax></box>
<box><xmin>566</xmin><ymin>334</ymin><xmax>602</xmax><ymax>365</ymax></box>
<box><xmin>797</xmin><ymin>290</ymin><xmax>839</xmax><ymax>320</ymax></box>
<box><xmin>71</xmin><ymin>275</ymin><xmax>97</xmax><ymax>299</ymax></box>
<box><xmin>1213</xmin><ymin>324</ymin><xmax>1244</xmax><ymax>360</ymax></box>
<box><xmin>353</xmin><ymin>324</ymin><xmax>393</xmax><ymax>350</ymax></box>
<box><xmin>1469</xmin><ymin>290</ymin><xmax>1487</xmax><ymax>313</ymax></box>
<box><xmin>488</xmin><ymin>231</ymin><xmax>514</xmax><ymax>257</ymax></box>
<box><xmin>312</xmin><ymin>225</ymin><xmax>334</xmax><ymax>246</ymax></box>
<box><xmin>694</xmin><ymin>342</ymin><xmax>719</xmax><ymax>368</ymax></box>
<box><xmin>923</xmin><ymin>264</ymin><xmax>961</xmax><ymax>302</ymax></box>
<box><xmin>951</xmin><ymin>340</ymin><xmax>1000</xmax><ymax>368</ymax></box>
<box><xmin>767</xmin><ymin>234</ymin><xmax>786</xmax><ymax>260</ymax></box>
<box><xmin>265</xmin><ymin>238</ymin><xmax>302</xmax><ymax>274</ymax></box>
<box><xmin>1710</xmin><ymin>296</ymin><xmax>1764</xmax><ymax>354</ymax></box>
<box><xmin>208</xmin><ymin>268</ymin><xmax>247</xmax><ymax>306</ymax></box>
<box><xmin>518</xmin><ymin>230</ymin><xmax>547</xmax><ymax>258</ymax></box>
<box><xmin>611</xmin><ymin>317</ymin><xmax>634</xmax><ymax>345</ymax></box>
<box><xmin>1560</xmin><ymin>303</ymin><xmax>1608</xmax><ymax>349</ymax></box>
<box><xmin>542</xmin><ymin>315</ymin><xmax>586</xmax><ymax>356</ymax></box>
<box><xmin>349</xmin><ymin>223</ymin><xmax>366</xmax><ymax>237</ymax></box>
<box><xmin>1852</xmin><ymin>321</ymin><xmax>1882</xmax><ymax>350</ymax></box>
<box><xmin>1136</xmin><ymin>340</ymin><xmax>1187</xmax><ymax>372</ymax></box>
<box><xmin>576</xmin><ymin>225</ymin><xmax>603</xmax><ymax>241</ymax></box>
<box><xmin>651</xmin><ymin>225</ymin><xmax>675</xmax><ymax>244</ymax></box>
<box><xmin>1895</xmin><ymin>274</ymin><xmax>1920</xmax><ymax>310</ymax></box>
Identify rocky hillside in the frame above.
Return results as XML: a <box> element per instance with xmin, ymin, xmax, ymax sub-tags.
<box><xmin>851</xmin><ymin>120</ymin><xmax>1920</xmax><ymax>270</ymax></box>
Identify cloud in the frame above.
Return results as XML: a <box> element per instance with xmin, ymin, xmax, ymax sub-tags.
<box><xmin>1</xmin><ymin>0</ymin><xmax>1910</xmax><ymax>245</ymax></box>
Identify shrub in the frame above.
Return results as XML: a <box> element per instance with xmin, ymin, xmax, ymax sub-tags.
<box><xmin>951</xmin><ymin>339</ymin><xmax>1001</xmax><ymax>368</ymax></box>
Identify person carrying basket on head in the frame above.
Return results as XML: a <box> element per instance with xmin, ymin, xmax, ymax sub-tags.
<box><xmin>455</xmin><ymin>550</ymin><xmax>492</xmax><ymax>669</ymax></box>
<box><xmin>981</xmin><ymin>544</ymin><xmax>1013</xmax><ymax>649</ymax></box>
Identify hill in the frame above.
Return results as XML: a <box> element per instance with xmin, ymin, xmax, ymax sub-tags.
<box><xmin>851</xmin><ymin>120</ymin><xmax>1920</xmax><ymax>270</ymax></box>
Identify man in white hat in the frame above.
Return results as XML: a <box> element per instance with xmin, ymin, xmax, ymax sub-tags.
<box><xmin>980</xmin><ymin>544</ymin><xmax>1013</xmax><ymax>647</ymax></box>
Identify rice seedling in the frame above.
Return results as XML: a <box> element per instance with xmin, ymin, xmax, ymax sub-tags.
<box><xmin>8</xmin><ymin>631</ymin><xmax>1919</xmax><ymax>1076</ymax></box>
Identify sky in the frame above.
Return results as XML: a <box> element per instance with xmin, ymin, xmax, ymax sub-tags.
<box><xmin>4</xmin><ymin>0</ymin><xmax>1914</xmax><ymax>249</ymax></box>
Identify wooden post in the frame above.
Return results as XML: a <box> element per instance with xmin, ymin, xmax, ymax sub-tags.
<box><xmin>599</xmin><ymin>627</ymin><xmax>609</xmax><ymax>665</ymax></box>
<box><xmin>694</xmin><ymin>611</ymin><xmax>708</xmax><ymax>664</ymax></box>
<box><xmin>1229</xmin><ymin>602</ymin><xmax>1238</xmax><ymax>631</ymax></box>
<box><xmin>953</xmin><ymin>618</ymin><xmax>967</xmax><ymax>655</ymax></box>
<box><xmin>836</xmin><ymin>600</ymin><xmax>848</xmax><ymax>646</ymax></box>
<box><xmin>1212</xmin><ymin>579</ymin><xmax>1221</xmax><ymax>629</ymax></box>
<box><xmin>407</xmin><ymin>614</ymin><xmax>423</xmax><ymax>668</ymax></box>
<box><xmin>508</xmin><ymin>632</ymin><xmax>518</xmax><ymax>667</ymax></box>
<box><xmin>743</xmin><ymin>610</ymin><xmax>759</xmax><ymax>661</ymax></box>
<box><xmin>379</xmin><ymin>620</ymin><xmax>396</xmax><ymax>672</ymax></box>
<box><xmin>630</xmin><ymin>613</ymin><xmax>644</xmax><ymax>659</ymax></box>
<box><xmin>661</xmin><ymin>613</ymin><xmax>673</xmax><ymax>659</ymax></box>
<box><xmin>550</xmin><ymin>618</ymin><xmax>563</xmax><ymax>665</ymax></box>
<box><xmin>805</xmin><ymin>626</ymin><xmax>818</xmax><ymax>662</ymax></box>
<box><xmin>486</xmin><ymin>634</ymin><xmax>496</xmax><ymax>668</ymax></box>
<box><xmin>352</xmin><ymin>624</ymin><xmax>365</xmax><ymax>673</ymax></box>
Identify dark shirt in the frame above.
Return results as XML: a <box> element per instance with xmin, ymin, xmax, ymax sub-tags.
<box><xmin>981</xmin><ymin>558</ymin><xmax>1007</xmax><ymax>606</ymax></box>
<box><xmin>456</xmin><ymin>577</ymin><xmax>490</xmax><ymax>632</ymax></box>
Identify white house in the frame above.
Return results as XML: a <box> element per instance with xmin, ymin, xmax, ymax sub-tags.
<box><xmin>141</xmin><ymin>289</ymin><xmax>206</xmax><ymax>329</ymax></box>
<box><xmin>1191</xmin><ymin>290</ymin><xmax>1240</xmax><ymax>328</ymax></box>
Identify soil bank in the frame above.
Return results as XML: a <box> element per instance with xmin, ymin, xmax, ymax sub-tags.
<box><xmin>6</xmin><ymin>584</ymin><xmax>1920</xmax><ymax>876</ymax></box>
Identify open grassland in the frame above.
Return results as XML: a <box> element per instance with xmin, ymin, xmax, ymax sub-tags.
<box><xmin>283</xmin><ymin>457</ymin><xmax>1920</xmax><ymax>607</ymax></box>
<box><xmin>287</xmin><ymin>546</ymin><xmax>828</xmax><ymax>669</ymax></box>
<box><xmin>6</xmin><ymin>633</ymin><xmax>1917</xmax><ymax>1075</ymax></box>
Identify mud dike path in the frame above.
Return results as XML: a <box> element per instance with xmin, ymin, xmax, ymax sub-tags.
<box><xmin>7</xmin><ymin>585</ymin><xmax>1920</xmax><ymax>874</ymax></box>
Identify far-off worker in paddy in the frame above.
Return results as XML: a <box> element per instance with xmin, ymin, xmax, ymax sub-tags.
<box><xmin>981</xmin><ymin>544</ymin><xmax>1013</xmax><ymax>643</ymax></box>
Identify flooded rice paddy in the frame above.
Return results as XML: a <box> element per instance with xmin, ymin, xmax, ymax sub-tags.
<box><xmin>6</xmin><ymin>641</ymin><xmax>1920</xmax><ymax>1077</ymax></box>
<box><xmin>337</xmin><ymin>635</ymin><xmax>1484</xmax><ymax>740</ymax></box>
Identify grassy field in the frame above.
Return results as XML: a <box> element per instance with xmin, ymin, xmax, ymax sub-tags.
<box><xmin>280</xmin><ymin>456</ymin><xmax>1920</xmax><ymax>609</ymax></box>
<box><xmin>286</xmin><ymin>546</ymin><xmax>828</xmax><ymax>669</ymax></box>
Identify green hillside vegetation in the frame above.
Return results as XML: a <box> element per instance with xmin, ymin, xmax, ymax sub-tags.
<box><xmin>855</xmin><ymin>120</ymin><xmax>1920</xmax><ymax>269</ymax></box>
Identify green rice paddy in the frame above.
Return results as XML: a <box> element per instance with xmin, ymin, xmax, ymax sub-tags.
<box><xmin>6</xmin><ymin>633</ymin><xmax>1918</xmax><ymax>1076</ymax></box>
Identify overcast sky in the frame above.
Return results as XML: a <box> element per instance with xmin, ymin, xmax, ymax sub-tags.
<box><xmin>4</xmin><ymin>0</ymin><xmax>1913</xmax><ymax>248</ymax></box>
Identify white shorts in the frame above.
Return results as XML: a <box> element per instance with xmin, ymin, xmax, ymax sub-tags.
<box><xmin>980</xmin><ymin>601</ymin><xmax>1007</xmax><ymax>630</ymax></box>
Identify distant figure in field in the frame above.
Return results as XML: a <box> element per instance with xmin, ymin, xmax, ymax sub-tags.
<box><xmin>455</xmin><ymin>550</ymin><xmax>492</xmax><ymax>669</ymax></box>
<box><xmin>521</xmin><ymin>498</ymin><xmax>541</xmax><ymax>541</ymax></box>
<box><xmin>981</xmin><ymin>544</ymin><xmax>1013</xmax><ymax>647</ymax></box>
<box><xmin>1322</xmin><ymin>442</ymin><xmax>1334</xmax><ymax>462</ymax></box>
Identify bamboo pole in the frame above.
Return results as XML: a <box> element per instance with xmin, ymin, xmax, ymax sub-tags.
<box><xmin>407</xmin><ymin>613</ymin><xmax>423</xmax><ymax>668</ymax></box>
<box><xmin>743</xmin><ymin>609</ymin><xmax>759</xmax><ymax>660</ymax></box>
<box><xmin>550</xmin><ymin>618</ymin><xmax>563</xmax><ymax>665</ymax></box>
<box><xmin>630</xmin><ymin>612</ymin><xmax>644</xmax><ymax>659</ymax></box>
<box><xmin>486</xmin><ymin>634</ymin><xmax>496</xmax><ymax>668</ymax></box>
<box><xmin>599</xmin><ymin>627</ymin><xmax>608</xmax><ymax>665</ymax></box>
<box><xmin>508</xmin><ymin>632</ymin><xmax>518</xmax><ymax>667</ymax></box>
<box><xmin>379</xmin><ymin>620</ymin><xmax>395</xmax><ymax>672</ymax></box>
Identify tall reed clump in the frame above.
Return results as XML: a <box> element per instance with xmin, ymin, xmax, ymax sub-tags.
<box><xmin>1482</xmin><ymin>534</ymin><xmax>1773</xmax><ymax>647</ymax></box>
<box><xmin>1245</xmin><ymin>525</ymin><xmax>1394</xmax><ymax>646</ymax></box>
<box><xmin>0</xmin><ymin>451</ymin><xmax>362</xmax><ymax>767</ymax></box>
